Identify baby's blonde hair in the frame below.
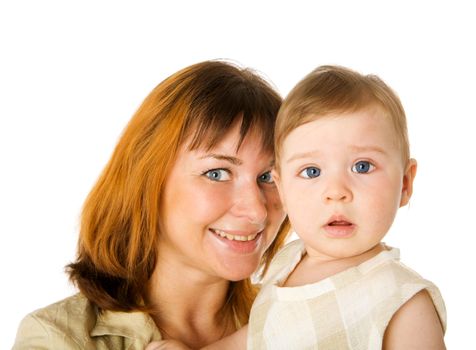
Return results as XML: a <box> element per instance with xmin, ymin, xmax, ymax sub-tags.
<box><xmin>275</xmin><ymin>65</ymin><xmax>409</xmax><ymax>170</ymax></box>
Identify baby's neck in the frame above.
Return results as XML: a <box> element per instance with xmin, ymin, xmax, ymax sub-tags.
<box><xmin>284</xmin><ymin>243</ymin><xmax>385</xmax><ymax>287</ymax></box>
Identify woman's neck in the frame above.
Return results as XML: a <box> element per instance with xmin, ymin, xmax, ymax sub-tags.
<box><xmin>146</xmin><ymin>252</ymin><xmax>234</xmax><ymax>348</ymax></box>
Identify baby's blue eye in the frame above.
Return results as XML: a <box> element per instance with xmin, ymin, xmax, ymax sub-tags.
<box><xmin>204</xmin><ymin>169</ymin><xmax>230</xmax><ymax>181</ymax></box>
<box><xmin>299</xmin><ymin>167</ymin><xmax>321</xmax><ymax>178</ymax></box>
<box><xmin>352</xmin><ymin>161</ymin><xmax>375</xmax><ymax>174</ymax></box>
<box><xmin>259</xmin><ymin>171</ymin><xmax>274</xmax><ymax>184</ymax></box>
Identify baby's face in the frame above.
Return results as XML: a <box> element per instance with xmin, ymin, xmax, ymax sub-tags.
<box><xmin>274</xmin><ymin>107</ymin><xmax>416</xmax><ymax>260</ymax></box>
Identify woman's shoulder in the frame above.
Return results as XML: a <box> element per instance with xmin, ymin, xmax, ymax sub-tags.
<box><xmin>13</xmin><ymin>293</ymin><xmax>97</xmax><ymax>349</ymax></box>
<box><xmin>13</xmin><ymin>293</ymin><xmax>162</xmax><ymax>349</ymax></box>
<box><xmin>22</xmin><ymin>293</ymin><xmax>95</xmax><ymax>328</ymax></box>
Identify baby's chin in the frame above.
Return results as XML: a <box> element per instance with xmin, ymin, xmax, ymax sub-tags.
<box><xmin>326</xmin><ymin>242</ymin><xmax>385</xmax><ymax>260</ymax></box>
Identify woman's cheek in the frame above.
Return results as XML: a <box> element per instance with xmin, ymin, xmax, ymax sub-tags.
<box><xmin>264</xmin><ymin>186</ymin><xmax>284</xmax><ymax>217</ymax></box>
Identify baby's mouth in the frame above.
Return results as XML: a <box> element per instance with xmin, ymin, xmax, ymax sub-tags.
<box><xmin>328</xmin><ymin>220</ymin><xmax>353</xmax><ymax>226</ymax></box>
<box><xmin>324</xmin><ymin>216</ymin><xmax>356</xmax><ymax>238</ymax></box>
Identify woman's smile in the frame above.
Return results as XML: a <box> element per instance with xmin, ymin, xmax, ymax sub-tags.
<box><xmin>209</xmin><ymin>228</ymin><xmax>262</xmax><ymax>242</ymax></box>
<box><xmin>208</xmin><ymin>228</ymin><xmax>265</xmax><ymax>254</ymax></box>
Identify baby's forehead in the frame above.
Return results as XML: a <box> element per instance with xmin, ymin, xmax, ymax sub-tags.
<box><xmin>279</xmin><ymin>108</ymin><xmax>404</xmax><ymax>156</ymax></box>
<box><xmin>315</xmin><ymin>104</ymin><xmax>388</xmax><ymax>121</ymax></box>
<box><xmin>292</xmin><ymin>106</ymin><xmax>394</xmax><ymax>134</ymax></box>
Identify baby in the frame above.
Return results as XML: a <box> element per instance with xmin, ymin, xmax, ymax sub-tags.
<box><xmin>148</xmin><ymin>65</ymin><xmax>447</xmax><ymax>349</ymax></box>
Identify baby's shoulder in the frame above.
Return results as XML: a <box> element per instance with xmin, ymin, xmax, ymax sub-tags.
<box><xmin>262</xmin><ymin>239</ymin><xmax>305</xmax><ymax>284</ymax></box>
<box><xmin>374</xmin><ymin>254</ymin><xmax>433</xmax><ymax>287</ymax></box>
<box><xmin>274</xmin><ymin>239</ymin><xmax>304</xmax><ymax>261</ymax></box>
<box><xmin>359</xmin><ymin>254</ymin><xmax>447</xmax><ymax>332</ymax></box>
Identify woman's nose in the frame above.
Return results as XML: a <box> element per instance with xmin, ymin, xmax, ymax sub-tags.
<box><xmin>232</xmin><ymin>184</ymin><xmax>268</xmax><ymax>225</ymax></box>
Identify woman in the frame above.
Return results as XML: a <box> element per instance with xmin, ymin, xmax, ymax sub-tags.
<box><xmin>13</xmin><ymin>60</ymin><xmax>290</xmax><ymax>349</ymax></box>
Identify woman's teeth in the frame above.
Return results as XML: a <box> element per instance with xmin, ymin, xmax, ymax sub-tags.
<box><xmin>212</xmin><ymin>229</ymin><xmax>258</xmax><ymax>241</ymax></box>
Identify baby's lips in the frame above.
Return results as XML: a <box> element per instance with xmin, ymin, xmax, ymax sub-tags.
<box><xmin>326</xmin><ymin>214</ymin><xmax>353</xmax><ymax>226</ymax></box>
<box><xmin>328</xmin><ymin>220</ymin><xmax>352</xmax><ymax>226</ymax></box>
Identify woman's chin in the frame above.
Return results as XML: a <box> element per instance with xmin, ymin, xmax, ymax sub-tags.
<box><xmin>223</xmin><ymin>268</ymin><xmax>259</xmax><ymax>282</ymax></box>
<box><xmin>213</xmin><ymin>254</ymin><xmax>262</xmax><ymax>282</ymax></box>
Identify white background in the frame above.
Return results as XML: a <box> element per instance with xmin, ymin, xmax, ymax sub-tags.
<box><xmin>1</xmin><ymin>1</ymin><xmax>474</xmax><ymax>348</ymax></box>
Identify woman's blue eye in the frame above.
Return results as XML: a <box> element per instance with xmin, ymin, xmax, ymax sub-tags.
<box><xmin>352</xmin><ymin>161</ymin><xmax>375</xmax><ymax>174</ymax></box>
<box><xmin>299</xmin><ymin>167</ymin><xmax>321</xmax><ymax>178</ymax></box>
<box><xmin>259</xmin><ymin>171</ymin><xmax>274</xmax><ymax>184</ymax></box>
<box><xmin>204</xmin><ymin>169</ymin><xmax>230</xmax><ymax>181</ymax></box>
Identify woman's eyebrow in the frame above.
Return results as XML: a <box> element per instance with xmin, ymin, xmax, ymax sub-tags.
<box><xmin>199</xmin><ymin>154</ymin><xmax>243</xmax><ymax>165</ymax></box>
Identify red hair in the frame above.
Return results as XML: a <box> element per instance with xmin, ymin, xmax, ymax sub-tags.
<box><xmin>66</xmin><ymin>60</ymin><xmax>290</xmax><ymax>324</ymax></box>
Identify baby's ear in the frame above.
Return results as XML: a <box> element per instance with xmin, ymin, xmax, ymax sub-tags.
<box><xmin>400</xmin><ymin>158</ymin><xmax>417</xmax><ymax>207</ymax></box>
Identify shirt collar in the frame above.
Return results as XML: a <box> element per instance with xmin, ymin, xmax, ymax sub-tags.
<box><xmin>91</xmin><ymin>308</ymin><xmax>162</xmax><ymax>342</ymax></box>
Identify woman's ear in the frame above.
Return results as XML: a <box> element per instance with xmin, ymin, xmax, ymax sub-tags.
<box><xmin>271</xmin><ymin>168</ymin><xmax>286</xmax><ymax>212</ymax></box>
<box><xmin>400</xmin><ymin>158</ymin><xmax>418</xmax><ymax>207</ymax></box>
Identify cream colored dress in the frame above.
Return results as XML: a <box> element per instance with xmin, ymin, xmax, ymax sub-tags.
<box><xmin>248</xmin><ymin>240</ymin><xmax>446</xmax><ymax>350</ymax></box>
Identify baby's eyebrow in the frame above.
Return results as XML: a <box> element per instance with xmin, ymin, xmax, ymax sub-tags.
<box><xmin>286</xmin><ymin>150</ymin><xmax>321</xmax><ymax>163</ymax></box>
<box><xmin>285</xmin><ymin>145</ymin><xmax>388</xmax><ymax>163</ymax></box>
<box><xmin>199</xmin><ymin>154</ymin><xmax>243</xmax><ymax>165</ymax></box>
<box><xmin>349</xmin><ymin>145</ymin><xmax>387</xmax><ymax>154</ymax></box>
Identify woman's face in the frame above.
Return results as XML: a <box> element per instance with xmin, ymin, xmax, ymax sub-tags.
<box><xmin>159</xmin><ymin>122</ymin><xmax>285</xmax><ymax>282</ymax></box>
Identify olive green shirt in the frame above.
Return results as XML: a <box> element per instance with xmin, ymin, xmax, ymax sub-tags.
<box><xmin>13</xmin><ymin>293</ymin><xmax>163</xmax><ymax>349</ymax></box>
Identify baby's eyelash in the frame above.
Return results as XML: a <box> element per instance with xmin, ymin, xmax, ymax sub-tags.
<box><xmin>351</xmin><ymin>160</ymin><xmax>376</xmax><ymax>174</ymax></box>
<box><xmin>298</xmin><ymin>166</ymin><xmax>321</xmax><ymax>179</ymax></box>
